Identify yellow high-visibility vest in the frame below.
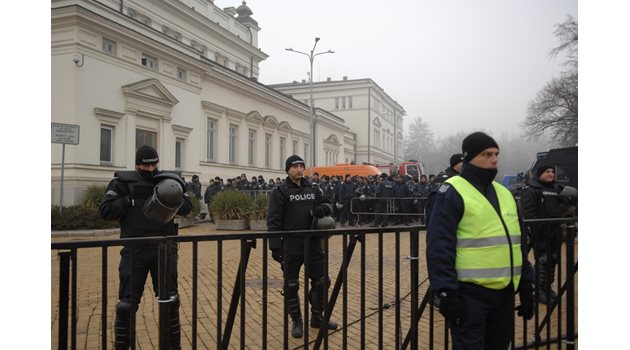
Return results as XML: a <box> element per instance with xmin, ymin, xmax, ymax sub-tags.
<box><xmin>446</xmin><ymin>176</ymin><xmax>522</xmax><ymax>290</ymax></box>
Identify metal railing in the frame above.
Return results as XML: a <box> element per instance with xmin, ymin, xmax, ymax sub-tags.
<box><xmin>51</xmin><ymin>218</ymin><xmax>577</xmax><ymax>349</ymax></box>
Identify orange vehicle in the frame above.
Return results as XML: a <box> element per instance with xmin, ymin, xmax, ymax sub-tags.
<box><xmin>304</xmin><ymin>164</ymin><xmax>382</xmax><ymax>178</ymax></box>
<box><xmin>374</xmin><ymin>160</ymin><xmax>424</xmax><ymax>178</ymax></box>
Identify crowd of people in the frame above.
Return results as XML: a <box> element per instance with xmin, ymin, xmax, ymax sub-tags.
<box><xmin>184</xmin><ymin>167</ymin><xmax>465</xmax><ymax>226</ymax></box>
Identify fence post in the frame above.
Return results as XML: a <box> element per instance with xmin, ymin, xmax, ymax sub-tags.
<box><xmin>565</xmin><ymin>224</ymin><xmax>577</xmax><ymax>350</ymax></box>
<box><xmin>57</xmin><ymin>251</ymin><xmax>71</xmax><ymax>350</ymax></box>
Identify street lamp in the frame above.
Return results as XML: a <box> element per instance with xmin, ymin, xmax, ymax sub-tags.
<box><xmin>286</xmin><ymin>37</ymin><xmax>334</xmax><ymax>173</ymax></box>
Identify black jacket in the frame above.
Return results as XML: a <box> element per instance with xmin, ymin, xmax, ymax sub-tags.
<box><xmin>426</xmin><ymin>163</ymin><xmax>533</xmax><ymax>294</ymax></box>
<box><xmin>267</xmin><ymin>176</ymin><xmax>331</xmax><ymax>249</ymax></box>
<box><xmin>100</xmin><ymin>170</ymin><xmax>192</xmax><ymax>238</ymax></box>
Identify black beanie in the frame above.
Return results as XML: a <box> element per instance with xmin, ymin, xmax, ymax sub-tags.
<box><xmin>462</xmin><ymin>132</ymin><xmax>499</xmax><ymax>162</ymax></box>
<box><xmin>285</xmin><ymin>155</ymin><xmax>305</xmax><ymax>172</ymax></box>
<box><xmin>135</xmin><ymin>145</ymin><xmax>159</xmax><ymax>165</ymax></box>
<box><xmin>449</xmin><ymin>153</ymin><xmax>463</xmax><ymax>168</ymax></box>
<box><xmin>536</xmin><ymin>163</ymin><xmax>555</xmax><ymax>178</ymax></box>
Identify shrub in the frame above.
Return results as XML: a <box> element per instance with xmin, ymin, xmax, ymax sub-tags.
<box><xmin>209</xmin><ymin>191</ymin><xmax>252</xmax><ymax>220</ymax></box>
<box><xmin>51</xmin><ymin>205</ymin><xmax>119</xmax><ymax>230</ymax></box>
<box><xmin>82</xmin><ymin>184</ymin><xmax>107</xmax><ymax>208</ymax></box>
<box><xmin>248</xmin><ymin>194</ymin><xmax>269</xmax><ymax>220</ymax></box>
<box><xmin>185</xmin><ymin>191</ymin><xmax>201</xmax><ymax>218</ymax></box>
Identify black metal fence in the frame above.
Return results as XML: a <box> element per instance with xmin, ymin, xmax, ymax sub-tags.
<box><xmin>51</xmin><ymin>218</ymin><xmax>577</xmax><ymax>349</ymax></box>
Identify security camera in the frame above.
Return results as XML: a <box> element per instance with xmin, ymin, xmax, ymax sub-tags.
<box><xmin>72</xmin><ymin>56</ymin><xmax>81</xmax><ymax>64</ymax></box>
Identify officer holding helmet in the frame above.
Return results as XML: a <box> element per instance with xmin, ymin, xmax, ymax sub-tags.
<box><xmin>100</xmin><ymin>145</ymin><xmax>192</xmax><ymax>350</ymax></box>
<box><xmin>267</xmin><ymin>155</ymin><xmax>338</xmax><ymax>338</ymax></box>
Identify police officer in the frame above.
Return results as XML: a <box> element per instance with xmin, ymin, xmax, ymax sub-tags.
<box><xmin>521</xmin><ymin>164</ymin><xmax>576</xmax><ymax>304</ymax></box>
<box><xmin>371</xmin><ymin>173</ymin><xmax>394</xmax><ymax>227</ymax></box>
<box><xmin>267</xmin><ymin>155</ymin><xmax>338</xmax><ymax>338</ymax></box>
<box><xmin>426</xmin><ymin>132</ymin><xmax>534</xmax><ymax>349</ymax></box>
<box><xmin>100</xmin><ymin>145</ymin><xmax>192</xmax><ymax>350</ymax></box>
<box><xmin>338</xmin><ymin>174</ymin><xmax>356</xmax><ymax>227</ymax></box>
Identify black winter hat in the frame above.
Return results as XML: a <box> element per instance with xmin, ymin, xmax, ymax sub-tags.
<box><xmin>462</xmin><ymin>132</ymin><xmax>499</xmax><ymax>162</ymax></box>
<box><xmin>135</xmin><ymin>145</ymin><xmax>159</xmax><ymax>165</ymax></box>
<box><xmin>536</xmin><ymin>163</ymin><xmax>555</xmax><ymax>179</ymax></box>
<box><xmin>449</xmin><ymin>153</ymin><xmax>463</xmax><ymax>168</ymax></box>
<box><xmin>285</xmin><ymin>155</ymin><xmax>305</xmax><ymax>172</ymax></box>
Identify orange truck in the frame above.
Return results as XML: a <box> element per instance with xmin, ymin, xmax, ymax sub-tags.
<box><xmin>373</xmin><ymin>160</ymin><xmax>425</xmax><ymax>178</ymax></box>
<box><xmin>304</xmin><ymin>164</ymin><xmax>382</xmax><ymax>178</ymax></box>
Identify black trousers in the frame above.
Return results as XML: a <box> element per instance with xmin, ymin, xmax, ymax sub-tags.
<box><xmin>284</xmin><ymin>237</ymin><xmax>326</xmax><ymax>281</ymax></box>
<box><xmin>118</xmin><ymin>243</ymin><xmax>179</xmax><ymax>303</ymax></box>
<box><xmin>448</xmin><ymin>282</ymin><xmax>514</xmax><ymax>350</ymax></box>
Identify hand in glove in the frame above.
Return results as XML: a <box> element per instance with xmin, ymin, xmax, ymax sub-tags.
<box><xmin>438</xmin><ymin>291</ymin><xmax>462</xmax><ymax>326</ymax></box>
<box><xmin>516</xmin><ymin>283</ymin><xmax>535</xmax><ymax>320</ymax></box>
<box><xmin>313</xmin><ymin>205</ymin><xmax>326</xmax><ymax>218</ymax></box>
<box><xmin>270</xmin><ymin>248</ymin><xmax>284</xmax><ymax>264</ymax></box>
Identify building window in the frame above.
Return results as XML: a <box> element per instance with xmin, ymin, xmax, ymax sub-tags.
<box><xmin>292</xmin><ymin>140</ymin><xmax>298</xmax><ymax>155</ymax></box>
<box><xmin>341</xmin><ymin>96</ymin><xmax>346</xmax><ymax>110</ymax></box>
<box><xmin>102</xmin><ymin>37</ymin><xmax>116</xmax><ymax>55</ymax></box>
<box><xmin>177</xmin><ymin>67</ymin><xmax>186</xmax><ymax>81</ymax></box>
<box><xmin>265</xmin><ymin>133</ymin><xmax>272</xmax><ymax>168</ymax></box>
<box><xmin>348</xmin><ymin>96</ymin><xmax>353</xmax><ymax>109</ymax></box>
<box><xmin>279</xmin><ymin>137</ymin><xmax>286</xmax><ymax>169</ymax></box>
<box><xmin>207</xmin><ymin>118</ymin><xmax>217</xmax><ymax>161</ymax></box>
<box><xmin>175</xmin><ymin>138</ymin><xmax>184</xmax><ymax>169</ymax></box>
<box><xmin>141</xmin><ymin>53</ymin><xmax>157</xmax><ymax>70</ymax></box>
<box><xmin>335</xmin><ymin>97</ymin><xmax>339</xmax><ymax>110</ymax></box>
<box><xmin>100</xmin><ymin>126</ymin><xmax>113</xmax><ymax>163</ymax></box>
<box><xmin>229</xmin><ymin>124</ymin><xmax>238</xmax><ymax>164</ymax></box>
<box><xmin>136</xmin><ymin>129</ymin><xmax>157</xmax><ymax>149</ymax></box>
<box><xmin>248</xmin><ymin>129</ymin><xmax>256</xmax><ymax>166</ymax></box>
<box><xmin>304</xmin><ymin>143</ymin><xmax>309</xmax><ymax>167</ymax></box>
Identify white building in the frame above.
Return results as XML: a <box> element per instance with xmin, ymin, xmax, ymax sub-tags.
<box><xmin>51</xmin><ymin>0</ymin><xmax>402</xmax><ymax>207</ymax></box>
<box><xmin>270</xmin><ymin>77</ymin><xmax>406</xmax><ymax>166</ymax></box>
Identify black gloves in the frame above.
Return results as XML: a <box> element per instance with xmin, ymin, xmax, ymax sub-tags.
<box><xmin>438</xmin><ymin>291</ymin><xmax>462</xmax><ymax>326</ymax></box>
<box><xmin>516</xmin><ymin>282</ymin><xmax>535</xmax><ymax>320</ymax></box>
<box><xmin>271</xmin><ymin>248</ymin><xmax>284</xmax><ymax>264</ymax></box>
<box><xmin>313</xmin><ymin>206</ymin><xmax>326</xmax><ymax>218</ymax></box>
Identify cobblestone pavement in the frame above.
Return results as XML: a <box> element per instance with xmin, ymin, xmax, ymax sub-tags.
<box><xmin>51</xmin><ymin>222</ymin><xmax>577</xmax><ymax>349</ymax></box>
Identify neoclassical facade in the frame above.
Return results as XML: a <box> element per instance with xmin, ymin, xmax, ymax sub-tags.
<box><xmin>51</xmin><ymin>0</ymin><xmax>403</xmax><ymax>207</ymax></box>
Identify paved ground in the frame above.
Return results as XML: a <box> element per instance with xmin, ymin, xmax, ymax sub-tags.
<box><xmin>51</xmin><ymin>222</ymin><xmax>577</xmax><ymax>349</ymax></box>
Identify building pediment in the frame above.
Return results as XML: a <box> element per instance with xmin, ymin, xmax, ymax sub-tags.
<box><xmin>372</xmin><ymin>117</ymin><xmax>381</xmax><ymax>128</ymax></box>
<box><xmin>246</xmin><ymin>111</ymin><xmax>264</xmax><ymax>125</ymax></box>
<box><xmin>324</xmin><ymin>134</ymin><xmax>341</xmax><ymax>146</ymax></box>
<box><xmin>122</xmin><ymin>79</ymin><xmax>178</xmax><ymax>121</ymax></box>
<box><xmin>278</xmin><ymin>121</ymin><xmax>293</xmax><ymax>133</ymax></box>
<box><xmin>263</xmin><ymin>115</ymin><xmax>279</xmax><ymax>128</ymax></box>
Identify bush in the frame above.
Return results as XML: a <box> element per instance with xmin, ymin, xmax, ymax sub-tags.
<box><xmin>209</xmin><ymin>191</ymin><xmax>252</xmax><ymax>220</ymax></box>
<box><xmin>185</xmin><ymin>191</ymin><xmax>201</xmax><ymax>218</ymax></box>
<box><xmin>82</xmin><ymin>184</ymin><xmax>106</xmax><ymax>208</ymax></box>
<box><xmin>51</xmin><ymin>205</ymin><xmax>119</xmax><ymax>231</ymax></box>
<box><xmin>248</xmin><ymin>194</ymin><xmax>269</xmax><ymax>220</ymax></box>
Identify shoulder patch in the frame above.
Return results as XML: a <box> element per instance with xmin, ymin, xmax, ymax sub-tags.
<box><xmin>438</xmin><ymin>183</ymin><xmax>451</xmax><ymax>193</ymax></box>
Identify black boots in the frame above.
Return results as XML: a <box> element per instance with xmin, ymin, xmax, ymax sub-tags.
<box><xmin>309</xmin><ymin>278</ymin><xmax>338</xmax><ymax>330</ymax></box>
<box><xmin>286</xmin><ymin>279</ymin><xmax>304</xmax><ymax>338</ymax></box>
<box><xmin>536</xmin><ymin>257</ymin><xmax>558</xmax><ymax>305</ymax></box>
<box><xmin>114</xmin><ymin>300</ymin><xmax>137</xmax><ymax>350</ymax></box>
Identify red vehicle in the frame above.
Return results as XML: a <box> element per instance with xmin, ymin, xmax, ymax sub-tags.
<box><xmin>373</xmin><ymin>160</ymin><xmax>425</xmax><ymax>179</ymax></box>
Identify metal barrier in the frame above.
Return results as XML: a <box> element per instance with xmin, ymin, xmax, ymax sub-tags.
<box><xmin>51</xmin><ymin>218</ymin><xmax>577</xmax><ymax>349</ymax></box>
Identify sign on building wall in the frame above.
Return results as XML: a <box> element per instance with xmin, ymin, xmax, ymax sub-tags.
<box><xmin>52</xmin><ymin>123</ymin><xmax>80</xmax><ymax>145</ymax></box>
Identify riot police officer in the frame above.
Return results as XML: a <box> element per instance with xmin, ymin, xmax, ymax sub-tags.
<box><xmin>521</xmin><ymin>164</ymin><xmax>577</xmax><ymax>304</ymax></box>
<box><xmin>100</xmin><ymin>145</ymin><xmax>192</xmax><ymax>350</ymax></box>
<box><xmin>371</xmin><ymin>173</ymin><xmax>394</xmax><ymax>227</ymax></box>
<box><xmin>267</xmin><ymin>155</ymin><xmax>338</xmax><ymax>338</ymax></box>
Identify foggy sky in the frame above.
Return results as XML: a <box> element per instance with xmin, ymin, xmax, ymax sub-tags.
<box><xmin>215</xmin><ymin>0</ymin><xmax>577</xmax><ymax>139</ymax></box>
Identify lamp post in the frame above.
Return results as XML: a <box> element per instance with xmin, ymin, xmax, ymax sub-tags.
<box><xmin>286</xmin><ymin>37</ymin><xmax>334</xmax><ymax>172</ymax></box>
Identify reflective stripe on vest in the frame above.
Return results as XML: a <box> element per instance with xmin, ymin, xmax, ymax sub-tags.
<box><xmin>446</xmin><ymin>176</ymin><xmax>523</xmax><ymax>290</ymax></box>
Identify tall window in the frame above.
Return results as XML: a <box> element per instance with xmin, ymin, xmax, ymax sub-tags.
<box><xmin>304</xmin><ymin>143</ymin><xmax>309</xmax><ymax>167</ymax></box>
<box><xmin>265</xmin><ymin>133</ymin><xmax>272</xmax><ymax>168</ymax></box>
<box><xmin>229</xmin><ymin>124</ymin><xmax>238</xmax><ymax>164</ymax></box>
<box><xmin>279</xmin><ymin>137</ymin><xmax>286</xmax><ymax>169</ymax></box>
<box><xmin>207</xmin><ymin>118</ymin><xmax>217</xmax><ymax>161</ymax></box>
<box><xmin>248</xmin><ymin>129</ymin><xmax>256</xmax><ymax>166</ymax></box>
<box><xmin>136</xmin><ymin>129</ymin><xmax>157</xmax><ymax>149</ymax></box>
<box><xmin>141</xmin><ymin>53</ymin><xmax>157</xmax><ymax>70</ymax></box>
<box><xmin>292</xmin><ymin>140</ymin><xmax>298</xmax><ymax>155</ymax></box>
<box><xmin>100</xmin><ymin>126</ymin><xmax>113</xmax><ymax>163</ymax></box>
<box><xmin>341</xmin><ymin>96</ymin><xmax>346</xmax><ymax>110</ymax></box>
<box><xmin>335</xmin><ymin>97</ymin><xmax>339</xmax><ymax>110</ymax></box>
<box><xmin>177</xmin><ymin>67</ymin><xmax>186</xmax><ymax>81</ymax></box>
<box><xmin>175</xmin><ymin>138</ymin><xmax>184</xmax><ymax>169</ymax></box>
<box><xmin>348</xmin><ymin>96</ymin><xmax>353</xmax><ymax>109</ymax></box>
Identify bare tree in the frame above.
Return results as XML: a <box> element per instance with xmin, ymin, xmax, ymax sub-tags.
<box><xmin>524</xmin><ymin>15</ymin><xmax>578</xmax><ymax>146</ymax></box>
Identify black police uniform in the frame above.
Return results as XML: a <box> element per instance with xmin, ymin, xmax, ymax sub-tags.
<box><xmin>520</xmin><ymin>177</ymin><xmax>568</xmax><ymax>302</ymax></box>
<box><xmin>100</xmin><ymin>170</ymin><xmax>192</xmax><ymax>350</ymax></box>
<box><xmin>373</xmin><ymin>176</ymin><xmax>393</xmax><ymax>227</ymax></box>
<box><xmin>266</xmin><ymin>175</ymin><xmax>335</xmax><ymax>335</ymax></box>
